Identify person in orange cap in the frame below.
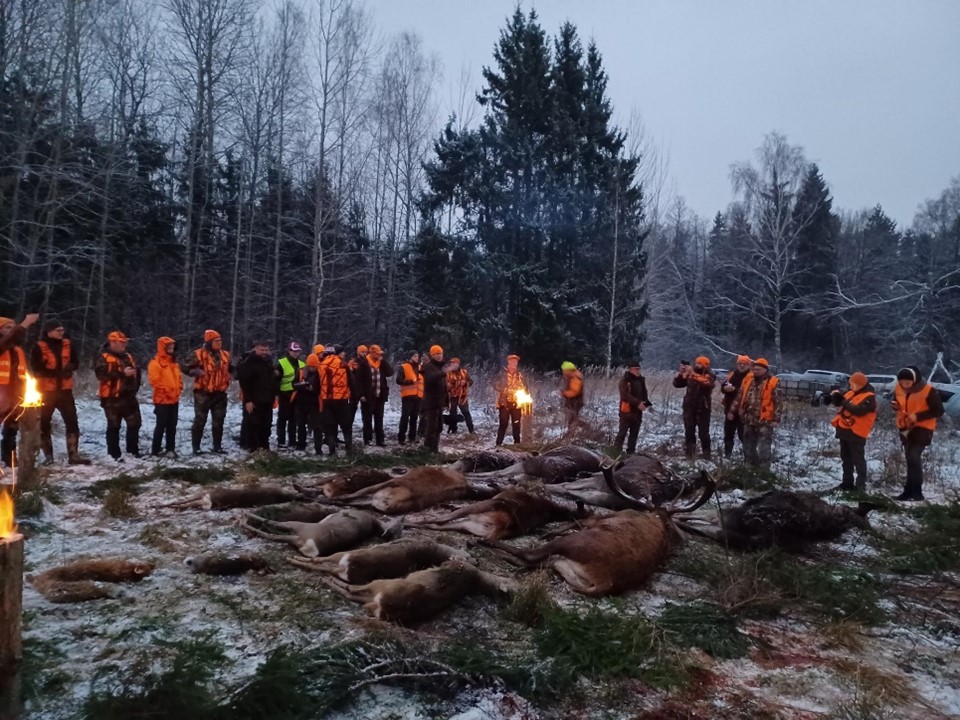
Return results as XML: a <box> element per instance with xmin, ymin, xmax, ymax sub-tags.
<box><xmin>185</xmin><ymin>328</ymin><xmax>233</xmax><ymax>454</ymax></box>
<box><xmin>0</xmin><ymin>312</ymin><xmax>39</xmax><ymax>467</ymax></box>
<box><xmin>673</xmin><ymin>354</ymin><xmax>717</xmax><ymax>460</ymax></box>
<box><xmin>729</xmin><ymin>357</ymin><xmax>782</xmax><ymax>468</ymax></box>
<box><xmin>719</xmin><ymin>355</ymin><xmax>752</xmax><ymax>459</ymax></box>
<box><xmin>493</xmin><ymin>353</ymin><xmax>525</xmax><ymax>446</ymax></box>
<box><xmin>357</xmin><ymin>344</ymin><xmax>393</xmax><ymax>446</ymax></box>
<box><xmin>95</xmin><ymin>330</ymin><xmax>142</xmax><ymax>461</ymax></box>
<box><xmin>419</xmin><ymin>345</ymin><xmax>451</xmax><ymax>452</ymax></box>
<box><xmin>825</xmin><ymin>371</ymin><xmax>877</xmax><ymax>491</ymax></box>
<box><xmin>148</xmin><ymin>336</ymin><xmax>183</xmax><ymax>457</ymax></box>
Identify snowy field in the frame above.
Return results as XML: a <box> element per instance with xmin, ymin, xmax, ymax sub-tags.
<box><xmin>10</xmin><ymin>369</ymin><xmax>960</xmax><ymax>719</ymax></box>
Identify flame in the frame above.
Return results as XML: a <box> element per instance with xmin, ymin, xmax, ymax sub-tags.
<box><xmin>514</xmin><ymin>388</ymin><xmax>533</xmax><ymax>415</ymax></box>
<box><xmin>0</xmin><ymin>484</ymin><xmax>15</xmax><ymax>539</ymax></box>
<box><xmin>21</xmin><ymin>372</ymin><xmax>42</xmax><ymax>408</ymax></box>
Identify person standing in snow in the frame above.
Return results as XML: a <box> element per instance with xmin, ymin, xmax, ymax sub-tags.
<box><xmin>420</xmin><ymin>345</ymin><xmax>451</xmax><ymax>452</ymax></box>
<box><xmin>673</xmin><ymin>355</ymin><xmax>717</xmax><ymax>460</ymax></box>
<box><xmin>237</xmin><ymin>340</ymin><xmax>277</xmax><ymax>453</ymax></box>
<box><xmin>445</xmin><ymin>358</ymin><xmax>475</xmax><ymax>434</ymax></box>
<box><xmin>615</xmin><ymin>361</ymin><xmax>650</xmax><ymax>454</ymax></box>
<box><xmin>719</xmin><ymin>355</ymin><xmax>752</xmax><ymax>459</ymax></box>
<box><xmin>275</xmin><ymin>342</ymin><xmax>305</xmax><ymax>449</ymax></box>
<box><xmin>148</xmin><ymin>337</ymin><xmax>183</xmax><ymax>457</ymax></box>
<box><xmin>396</xmin><ymin>350</ymin><xmax>422</xmax><ymax>445</ymax></box>
<box><xmin>559</xmin><ymin>361</ymin><xmax>585</xmax><ymax>433</ymax></box>
<box><xmin>825</xmin><ymin>371</ymin><xmax>877</xmax><ymax>492</ymax></box>
<box><xmin>95</xmin><ymin>330</ymin><xmax>142</xmax><ymax>461</ymax></box>
<box><xmin>730</xmin><ymin>358</ymin><xmax>781</xmax><ymax>468</ymax></box>
<box><xmin>891</xmin><ymin>366</ymin><xmax>944</xmax><ymax>502</ymax></box>
<box><xmin>186</xmin><ymin>329</ymin><xmax>232</xmax><ymax>454</ymax></box>
<box><xmin>357</xmin><ymin>344</ymin><xmax>392</xmax><ymax>446</ymax></box>
<box><xmin>493</xmin><ymin>354</ymin><xmax>525</xmax><ymax>446</ymax></box>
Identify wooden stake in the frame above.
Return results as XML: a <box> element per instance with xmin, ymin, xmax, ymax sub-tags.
<box><xmin>0</xmin><ymin>533</ymin><xmax>24</xmax><ymax>719</ymax></box>
<box><xmin>15</xmin><ymin>408</ymin><xmax>40</xmax><ymax>492</ymax></box>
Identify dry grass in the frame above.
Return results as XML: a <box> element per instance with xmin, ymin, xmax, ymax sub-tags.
<box><xmin>827</xmin><ymin>658</ymin><xmax>919</xmax><ymax>717</ymax></box>
<box><xmin>102</xmin><ymin>487</ymin><xmax>139</xmax><ymax>519</ymax></box>
<box><xmin>820</xmin><ymin>620</ymin><xmax>866</xmax><ymax>652</ymax></box>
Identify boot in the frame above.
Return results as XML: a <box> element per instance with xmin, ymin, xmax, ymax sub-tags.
<box><xmin>41</xmin><ymin>436</ymin><xmax>55</xmax><ymax>465</ymax></box>
<box><xmin>66</xmin><ymin>433</ymin><xmax>91</xmax><ymax>465</ymax></box>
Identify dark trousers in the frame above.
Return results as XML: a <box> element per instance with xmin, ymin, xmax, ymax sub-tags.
<box><xmin>902</xmin><ymin>439</ymin><xmax>927</xmax><ymax>498</ymax></box>
<box><xmin>615</xmin><ymin>410</ymin><xmax>642</xmax><ymax>453</ymax></box>
<box><xmin>323</xmin><ymin>399</ymin><xmax>352</xmax><ymax>454</ymax></box>
<box><xmin>308</xmin><ymin>403</ymin><xmax>324</xmax><ymax>453</ymax></box>
<box><xmin>40</xmin><ymin>389</ymin><xmax>81</xmax><ymax>441</ymax></box>
<box><xmin>421</xmin><ymin>407</ymin><xmax>443</xmax><ymax>452</ymax></box>
<box><xmin>496</xmin><ymin>404</ymin><xmax>521</xmax><ymax>445</ymax></box>
<box><xmin>152</xmin><ymin>404</ymin><xmax>179</xmax><ymax>455</ymax></box>
<box><xmin>102</xmin><ymin>394</ymin><xmax>142</xmax><ymax>459</ymax></box>
<box><xmin>362</xmin><ymin>398</ymin><xmax>386</xmax><ymax>445</ymax></box>
<box><xmin>398</xmin><ymin>396</ymin><xmax>420</xmax><ymax>443</ymax></box>
<box><xmin>291</xmin><ymin>398</ymin><xmax>311</xmax><ymax>450</ymax></box>
<box><xmin>447</xmin><ymin>397</ymin><xmax>474</xmax><ymax>433</ymax></box>
<box><xmin>192</xmin><ymin>391</ymin><xmax>227</xmax><ymax>451</ymax></box>
<box><xmin>276</xmin><ymin>390</ymin><xmax>295</xmax><ymax>446</ymax></box>
<box><xmin>246</xmin><ymin>402</ymin><xmax>273</xmax><ymax>451</ymax></box>
<box><xmin>839</xmin><ymin>438</ymin><xmax>867</xmax><ymax>489</ymax></box>
<box><xmin>0</xmin><ymin>415</ymin><xmax>18</xmax><ymax>466</ymax></box>
<box><xmin>683</xmin><ymin>408</ymin><xmax>711</xmax><ymax>458</ymax></box>
<box><xmin>723</xmin><ymin>415</ymin><xmax>743</xmax><ymax>458</ymax></box>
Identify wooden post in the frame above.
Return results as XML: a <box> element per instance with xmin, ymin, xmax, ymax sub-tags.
<box><xmin>15</xmin><ymin>408</ymin><xmax>40</xmax><ymax>492</ymax></box>
<box><xmin>520</xmin><ymin>407</ymin><xmax>533</xmax><ymax>445</ymax></box>
<box><xmin>0</xmin><ymin>533</ymin><xmax>24</xmax><ymax>719</ymax></box>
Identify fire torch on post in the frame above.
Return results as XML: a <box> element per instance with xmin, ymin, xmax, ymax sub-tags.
<box><xmin>514</xmin><ymin>387</ymin><xmax>534</xmax><ymax>445</ymax></box>
<box><xmin>15</xmin><ymin>374</ymin><xmax>43</xmax><ymax>492</ymax></box>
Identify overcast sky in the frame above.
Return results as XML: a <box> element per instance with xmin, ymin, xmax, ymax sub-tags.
<box><xmin>374</xmin><ymin>0</ymin><xmax>960</xmax><ymax>228</ymax></box>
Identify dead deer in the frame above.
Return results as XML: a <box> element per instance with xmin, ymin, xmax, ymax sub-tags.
<box><xmin>286</xmin><ymin>538</ymin><xmax>469</xmax><ymax>583</ymax></box>
<box><xmin>161</xmin><ymin>483</ymin><xmax>300</xmax><ymax>510</ymax></box>
<box><xmin>28</xmin><ymin>559</ymin><xmax>154</xmax><ymax>603</ymax></box>
<box><xmin>317</xmin><ymin>466</ymin><xmax>498</xmax><ymax>514</ymax></box>
<box><xmin>241</xmin><ymin>508</ymin><xmax>401</xmax><ymax>557</ymax></box>
<box><xmin>467</xmin><ymin>445</ymin><xmax>605</xmax><ymax>483</ymax></box>
<box><xmin>673</xmin><ymin>491</ymin><xmax>875</xmax><ymax>551</ymax></box>
<box><xmin>483</xmin><ymin>464</ymin><xmax>715</xmax><ymax>596</ymax></box>
<box><xmin>250</xmin><ymin>502</ymin><xmax>338</xmax><ymax>524</ymax></box>
<box><xmin>549</xmin><ymin>453</ymin><xmax>708</xmax><ymax>510</ymax></box>
<box><xmin>314</xmin><ymin>467</ymin><xmax>393</xmax><ymax>497</ymax></box>
<box><xmin>450</xmin><ymin>448</ymin><xmax>531</xmax><ymax>473</ymax></box>
<box><xmin>406</xmin><ymin>487</ymin><xmax>590</xmax><ymax>540</ymax></box>
<box><xmin>185</xmin><ymin>554</ymin><xmax>275</xmax><ymax>576</ymax></box>
<box><xmin>316</xmin><ymin>558</ymin><xmax>517</xmax><ymax>624</ymax></box>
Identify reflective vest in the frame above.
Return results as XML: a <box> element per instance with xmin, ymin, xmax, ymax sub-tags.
<box><xmin>399</xmin><ymin>362</ymin><xmax>422</xmax><ymax>398</ymax></box>
<box><xmin>278</xmin><ymin>356</ymin><xmax>305</xmax><ymax>393</ymax></box>
<box><xmin>36</xmin><ymin>339</ymin><xmax>72</xmax><ymax>392</ymax></box>
<box><xmin>562</xmin><ymin>372</ymin><xmax>583</xmax><ymax>399</ymax></box>
<box><xmin>0</xmin><ymin>347</ymin><xmax>26</xmax><ymax>385</ymax></box>
<box><xmin>321</xmin><ymin>356</ymin><xmax>350</xmax><ymax>401</ymax></box>
<box><xmin>830</xmin><ymin>389</ymin><xmax>877</xmax><ymax>439</ymax></box>
<box><xmin>738</xmin><ymin>374</ymin><xmax>780</xmax><ymax>423</ymax></box>
<box><xmin>447</xmin><ymin>368</ymin><xmax>471</xmax><ymax>400</ymax></box>
<box><xmin>894</xmin><ymin>383</ymin><xmax>938</xmax><ymax>432</ymax></box>
<box><xmin>193</xmin><ymin>348</ymin><xmax>231</xmax><ymax>393</ymax></box>
<box><xmin>98</xmin><ymin>352</ymin><xmax>137</xmax><ymax>399</ymax></box>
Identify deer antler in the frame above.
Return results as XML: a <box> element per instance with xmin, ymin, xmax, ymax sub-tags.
<box><xmin>601</xmin><ymin>462</ymin><xmax>655</xmax><ymax>511</ymax></box>
<box><xmin>665</xmin><ymin>471</ymin><xmax>717</xmax><ymax>515</ymax></box>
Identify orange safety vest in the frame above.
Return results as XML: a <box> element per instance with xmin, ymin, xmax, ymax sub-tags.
<box><xmin>193</xmin><ymin>347</ymin><xmax>231</xmax><ymax>393</ymax></box>
<box><xmin>98</xmin><ymin>352</ymin><xmax>136</xmax><ymax>399</ymax></box>
<box><xmin>738</xmin><ymin>374</ymin><xmax>780</xmax><ymax>422</ymax></box>
<box><xmin>894</xmin><ymin>383</ymin><xmax>938</xmax><ymax>432</ymax></box>
<box><xmin>563</xmin><ymin>372</ymin><xmax>583</xmax><ymax>399</ymax></box>
<box><xmin>399</xmin><ymin>362</ymin><xmax>422</xmax><ymax>398</ymax></box>
<box><xmin>35</xmin><ymin>339</ymin><xmax>73</xmax><ymax>392</ymax></box>
<box><xmin>830</xmin><ymin>389</ymin><xmax>877</xmax><ymax>439</ymax></box>
<box><xmin>321</xmin><ymin>355</ymin><xmax>350</xmax><ymax>401</ymax></box>
<box><xmin>0</xmin><ymin>347</ymin><xmax>26</xmax><ymax>385</ymax></box>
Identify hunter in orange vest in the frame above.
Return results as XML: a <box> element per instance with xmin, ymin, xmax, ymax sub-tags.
<box><xmin>30</xmin><ymin>320</ymin><xmax>90</xmax><ymax>465</ymax></box>
<box><xmin>445</xmin><ymin>357</ymin><xmax>475</xmax><ymax>434</ymax></box>
<box><xmin>826</xmin><ymin>371</ymin><xmax>877</xmax><ymax>491</ymax></box>
<box><xmin>94</xmin><ymin>330</ymin><xmax>142</xmax><ymax>461</ymax></box>
<box><xmin>615</xmin><ymin>361</ymin><xmax>650</xmax><ymax>454</ymax></box>
<box><xmin>891</xmin><ymin>366</ymin><xmax>945</xmax><ymax>501</ymax></box>
<box><xmin>320</xmin><ymin>346</ymin><xmax>353</xmax><ymax>455</ymax></box>
<box><xmin>730</xmin><ymin>358</ymin><xmax>781</xmax><ymax>468</ymax></box>
<box><xmin>396</xmin><ymin>350</ymin><xmax>422</xmax><ymax>445</ymax></box>
<box><xmin>148</xmin><ymin>336</ymin><xmax>183</xmax><ymax>457</ymax></box>
<box><xmin>186</xmin><ymin>329</ymin><xmax>233</xmax><ymax>454</ymax></box>
<box><xmin>0</xmin><ymin>313</ymin><xmax>38</xmax><ymax>467</ymax></box>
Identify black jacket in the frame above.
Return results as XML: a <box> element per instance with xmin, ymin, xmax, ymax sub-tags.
<box><xmin>237</xmin><ymin>352</ymin><xmax>278</xmax><ymax>405</ymax></box>
<box><xmin>719</xmin><ymin>369</ymin><xmax>749</xmax><ymax>412</ymax></box>
<box><xmin>358</xmin><ymin>358</ymin><xmax>394</xmax><ymax>402</ymax></box>
<box><xmin>898</xmin><ymin>379</ymin><xmax>946</xmax><ymax>446</ymax></box>
<box><xmin>673</xmin><ymin>369</ymin><xmax>717</xmax><ymax>413</ymax></box>
<box><xmin>421</xmin><ymin>358</ymin><xmax>449</xmax><ymax>410</ymax></box>
<box><xmin>619</xmin><ymin>372</ymin><xmax>649</xmax><ymax>412</ymax></box>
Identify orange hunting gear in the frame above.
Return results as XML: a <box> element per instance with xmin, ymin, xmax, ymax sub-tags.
<box><xmin>695</xmin><ymin>355</ymin><xmax>710</xmax><ymax>367</ymax></box>
<box><xmin>752</xmin><ymin>357</ymin><xmax>770</xmax><ymax>368</ymax></box>
<box><xmin>36</xmin><ymin>339</ymin><xmax>73</xmax><ymax>391</ymax></box>
<box><xmin>894</xmin><ymin>383</ymin><xmax>938</xmax><ymax>432</ymax></box>
<box><xmin>193</xmin><ymin>347</ymin><xmax>232</xmax><ymax>393</ymax></box>
<box><xmin>830</xmin><ymin>388</ymin><xmax>877</xmax><ymax>439</ymax></box>
<box><xmin>429</xmin><ymin>344</ymin><xmax>443</xmax><ymax>355</ymax></box>
<box><xmin>98</xmin><ymin>351</ymin><xmax>136</xmax><ymax>398</ymax></box>
<box><xmin>399</xmin><ymin>362</ymin><xmax>422</xmax><ymax>398</ymax></box>
<box><xmin>357</xmin><ymin>344</ymin><xmax>368</xmax><ymax>355</ymax></box>
<box><xmin>562</xmin><ymin>371</ymin><xmax>583</xmax><ymax>399</ymax></box>
<box><xmin>148</xmin><ymin>336</ymin><xmax>183</xmax><ymax>404</ymax></box>
<box><xmin>738</xmin><ymin>374</ymin><xmax>780</xmax><ymax>422</ymax></box>
<box><xmin>736</xmin><ymin>355</ymin><xmax>750</xmax><ymax>364</ymax></box>
<box><xmin>321</xmin><ymin>355</ymin><xmax>350</xmax><ymax>401</ymax></box>
<box><xmin>204</xmin><ymin>329</ymin><xmax>221</xmax><ymax>342</ymax></box>
<box><xmin>0</xmin><ymin>347</ymin><xmax>26</xmax><ymax>385</ymax></box>
<box><xmin>107</xmin><ymin>331</ymin><xmax>127</xmax><ymax>343</ymax></box>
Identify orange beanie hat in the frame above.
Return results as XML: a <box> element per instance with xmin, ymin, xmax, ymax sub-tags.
<box><xmin>849</xmin><ymin>372</ymin><xmax>868</xmax><ymax>390</ymax></box>
<box><xmin>204</xmin><ymin>329</ymin><xmax>220</xmax><ymax>342</ymax></box>
<box><xmin>107</xmin><ymin>330</ymin><xmax>128</xmax><ymax>342</ymax></box>
<box><xmin>429</xmin><ymin>344</ymin><xmax>443</xmax><ymax>355</ymax></box>
<box><xmin>695</xmin><ymin>355</ymin><xmax>711</xmax><ymax>368</ymax></box>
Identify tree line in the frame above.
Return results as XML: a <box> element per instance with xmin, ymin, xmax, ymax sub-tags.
<box><xmin>2</xmin><ymin>3</ymin><xmax>957</xmax><ymax>374</ymax></box>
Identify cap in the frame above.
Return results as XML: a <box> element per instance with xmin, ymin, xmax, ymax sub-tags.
<box><xmin>107</xmin><ymin>330</ymin><xmax>128</xmax><ymax>342</ymax></box>
<box><xmin>357</xmin><ymin>344</ymin><xmax>368</xmax><ymax>354</ymax></box>
<box><xmin>408</xmin><ymin>349</ymin><xmax>419</xmax><ymax>359</ymax></box>
<box><xmin>736</xmin><ymin>354</ymin><xmax>751</xmax><ymax>364</ymax></box>
<box><xmin>369</xmin><ymin>344</ymin><xmax>382</xmax><ymax>354</ymax></box>
<box><xmin>752</xmin><ymin>357</ymin><xmax>769</xmax><ymax>368</ymax></box>
<box><xmin>849</xmin><ymin>372</ymin><xmax>868</xmax><ymax>390</ymax></box>
<box><xmin>44</xmin><ymin>320</ymin><xmax>64</xmax><ymax>334</ymax></box>
<box><xmin>450</xmin><ymin>357</ymin><xmax>461</xmax><ymax>364</ymax></box>
<box><xmin>626</xmin><ymin>359</ymin><xmax>641</xmax><ymax>369</ymax></box>
<box><xmin>506</xmin><ymin>354</ymin><xmax>520</xmax><ymax>361</ymax></box>
<box><xmin>314</xmin><ymin>344</ymin><xmax>325</xmax><ymax>355</ymax></box>
<box><xmin>325</xmin><ymin>345</ymin><xmax>337</xmax><ymax>354</ymax></box>
<box><xmin>306</xmin><ymin>354</ymin><xmax>319</xmax><ymax>368</ymax></box>
<box><xmin>204</xmin><ymin>329</ymin><xmax>221</xmax><ymax>342</ymax></box>
<box><xmin>695</xmin><ymin>355</ymin><xmax>711</xmax><ymax>368</ymax></box>
<box><xmin>429</xmin><ymin>344</ymin><xmax>443</xmax><ymax>355</ymax></box>
<box><xmin>561</xmin><ymin>361</ymin><xmax>576</xmax><ymax>371</ymax></box>
<box><xmin>288</xmin><ymin>342</ymin><xmax>302</xmax><ymax>352</ymax></box>
<box><xmin>897</xmin><ymin>367</ymin><xmax>917</xmax><ymax>382</ymax></box>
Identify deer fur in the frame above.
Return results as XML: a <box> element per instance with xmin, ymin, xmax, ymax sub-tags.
<box><xmin>406</xmin><ymin>486</ymin><xmax>590</xmax><ymax>540</ymax></box>
<box><xmin>316</xmin><ymin>558</ymin><xmax>517</xmax><ymax>624</ymax></box>
<box><xmin>286</xmin><ymin>538</ymin><xmax>469</xmax><ymax>583</ymax></box>
<box><xmin>315</xmin><ymin>468</ymin><xmax>393</xmax><ymax>497</ymax></box>
<box><xmin>185</xmin><ymin>553</ymin><xmax>275</xmax><ymax>575</ymax></box>
<box><xmin>250</xmin><ymin>502</ymin><xmax>338</xmax><ymax>524</ymax></box>
<box><xmin>241</xmin><ymin>508</ymin><xmax>401</xmax><ymax>557</ymax></box>
<box><xmin>450</xmin><ymin>448</ymin><xmax>531</xmax><ymax>473</ymax></box>
<box><xmin>467</xmin><ymin>445</ymin><xmax>605</xmax><ymax>483</ymax></box>
<box><xmin>28</xmin><ymin>559</ymin><xmax>154</xmax><ymax>603</ymax></box>
<box><xmin>161</xmin><ymin>484</ymin><xmax>300</xmax><ymax>510</ymax></box>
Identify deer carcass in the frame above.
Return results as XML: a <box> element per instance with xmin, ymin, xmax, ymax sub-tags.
<box><xmin>311</xmin><ymin>468</ymin><xmax>393</xmax><ymax>497</ymax></box>
<box><xmin>549</xmin><ymin>453</ymin><xmax>708</xmax><ymax>510</ymax></box>
<box><xmin>450</xmin><ymin>448</ymin><xmax>531</xmax><ymax>473</ymax></box>
<box><xmin>241</xmin><ymin>508</ymin><xmax>401</xmax><ymax>557</ymax></box>
<box><xmin>161</xmin><ymin>483</ymin><xmax>300</xmax><ymax>510</ymax></box>
<box><xmin>318</xmin><ymin>466</ymin><xmax>497</xmax><ymax>514</ymax></box>
<box><xmin>406</xmin><ymin>486</ymin><xmax>590</xmax><ymax>540</ymax></box>
<box><xmin>186</xmin><ymin>553</ymin><xmax>275</xmax><ymax>576</ymax></box>
<box><xmin>316</xmin><ymin>558</ymin><xmax>516</xmax><ymax>624</ymax></box>
<box><xmin>673</xmin><ymin>491</ymin><xmax>874</xmax><ymax>551</ymax></box>
<box><xmin>250</xmin><ymin>502</ymin><xmax>338</xmax><ymax>523</ymax></box>
<box><xmin>484</xmin><ymin>464</ymin><xmax>715</xmax><ymax>596</ymax></box>
<box><xmin>287</xmin><ymin>538</ymin><xmax>468</xmax><ymax>583</ymax></box>
<box><xmin>467</xmin><ymin>445</ymin><xmax>605</xmax><ymax>483</ymax></box>
<box><xmin>28</xmin><ymin>559</ymin><xmax>154</xmax><ymax>603</ymax></box>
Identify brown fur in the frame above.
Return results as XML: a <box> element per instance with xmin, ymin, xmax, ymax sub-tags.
<box><xmin>186</xmin><ymin>553</ymin><xmax>275</xmax><ymax>575</ymax></box>
<box><xmin>161</xmin><ymin>484</ymin><xmax>300</xmax><ymax>510</ymax></box>
<box><xmin>407</xmin><ymin>487</ymin><xmax>589</xmax><ymax>540</ymax></box>
<box><xmin>316</xmin><ymin>558</ymin><xmax>517</xmax><ymax>624</ymax></box>
<box><xmin>320</xmin><ymin>468</ymin><xmax>392</xmax><ymax>497</ymax></box>
<box><xmin>485</xmin><ymin>510</ymin><xmax>675</xmax><ymax>596</ymax></box>
<box><xmin>468</xmin><ymin>445</ymin><xmax>605</xmax><ymax>483</ymax></box>
<box><xmin>327</xmin><ymin>467</ymin><xmax>473</xmax><ymax>514</ymax></box>
<box><xmin>28</xmin><ymin>559</ymin><xmax>154</xmax><ymax>604</ymax></box>
<box><xmin>551</xmin><ymin>454</ymin><xmax>705</xmax><ymax>509</ymax></box>
<box><xmin>250</xmin><ymin>502</ymin><xmax>337</xmax><ymax>523</ymax></box>
<box><xmin>287</xmin><ymin>538</ymin><xmax>468</xmax><ymax>583</ymax></box>
<box><xmin>241</xmin><ymin>508</ymin><xmax>400</xmax><ymax>557</ymax></box>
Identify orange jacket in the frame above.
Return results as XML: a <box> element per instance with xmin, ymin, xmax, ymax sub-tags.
<box><xmin>894</xmin><ymin>382</ymin><xmax>938</xmax><ymax>432</ymax></box>
<box><xmin>148</xmin><ymin>337</ymin><xmax>183</xmax><ymax>404</ymax></box>
<box><xmin>34</xmin><ymin>339</ymin><xmax>73</xmax><ymax>392</ymax></box>
<box><xmin>0</xmin><ymin>346</ymin><xmax>26</xmax><ymax>385</ymax></box>
<box><xmin>831</xmin><ymin>388</ymin><xmax>877</xmax><ymax>439</ymax></box>
<box><xmin>398</xmin><ymin>362</ymin><xmax>423</xmax><ymax>399</ymax></box>
<box><xmin>189</xmin><ymin>346</ymin><xmax>231</xmax><ymax>393</ymax></box>
<box><xmin>320</xmin><ymin>355</ymin><xmax>350</xmax><ymax>401</ymax></box>
<box><xmin>737</xmin><ymin>374</ymin><xmax>780</xmax><ymax>424</ymax></box>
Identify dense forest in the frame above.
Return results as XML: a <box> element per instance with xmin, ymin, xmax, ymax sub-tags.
<box><xmin>1</xmin><ymin>1</ymin><xmax>958</xmax><ymax>373</ymax></box>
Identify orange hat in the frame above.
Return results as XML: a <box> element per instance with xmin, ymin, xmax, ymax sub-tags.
<box><xmin>849</xmin><ymin>371</ymin><xmax>868</xmax><ymax>391</ymax></box>
<box><xmin>306</xmin><ymin>354</ymin><xmax>319</xmax><ymax>368</ymax></box>
<box><xmin>507</xmin><ymin>354</ymin><xmax>520</xmax><ymax>361</ymax></box>
<box><xmin>314</xmin><ymin>344</ymin><xmax>325</xmax><ymax>356</ymax></box>
<box><xmin>429</xmin><ymin>344</ymin><xmax>443</xmax><ymax>355</ymax></box>
<box><xmin>369</xmin><ymin>344</ymin><xmax>382</xmax><ymax>355</ymax></box>
<box><xmin>695</xmin><ymin>355</ymin><xmax>711</xmax><ymax>368</ymax></box>
<box><xmin>736</xmin><ymin>355</ymin><xmax>751</xmax><ymax>364</ymax></box>
<box><xmin>752</xmin><ymin>357</ymin><xmax>769</xmax><ymax>368</ymax></box>
<box><xmin>108</xmin><ymin>330</ymin><xmax>128</xmax><ymax>342</ymax></box>
<box><xmin>357</xmin><ymin>344</ymin><xmax>368</xmax><ymax>354</ymax></box>
<box><xmin>204</xmin><ymin>329</ymin><xmax>220</xmax><ymax>342</ymax></box>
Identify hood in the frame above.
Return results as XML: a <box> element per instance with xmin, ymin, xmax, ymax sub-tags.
<box><xmin>155</xmin><ymin>336</ymin><xmax>176</xmax><ymax>363</ymax></box>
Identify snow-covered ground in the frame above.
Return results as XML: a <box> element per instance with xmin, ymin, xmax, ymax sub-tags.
<box><xmin>10</xmin><ymin>371</ymin><xmax>960</xmax><ymax>719</ymax></box>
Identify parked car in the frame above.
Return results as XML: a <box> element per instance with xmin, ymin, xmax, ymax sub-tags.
<box><xmin>775</xmin><ymin>369</ymin><xmax>850</xmax><ymax>401</ymax></box>
<box><xmin>866</xmin><ymin>374</ymin><xmax>897</xmax><ymax>396</ymax></box>
<box><xmin>930</xmin><ymin>383</ymin><xmax>960</xmax><ymax>419</ymax></box>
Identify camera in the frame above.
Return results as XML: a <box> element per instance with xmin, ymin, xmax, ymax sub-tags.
<box><xmin>680</xmin><ymin>360</ymin><xmax>690</xmax><ymax>366</ymax></box>
<box><xmin>812</xmin><ymin>386</ymin><xmax>843</xmax><ymax>407</ymax></box>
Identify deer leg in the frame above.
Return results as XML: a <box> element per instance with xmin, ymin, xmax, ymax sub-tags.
<box><xmin>286</xmin><ymin>556</ymin><xmax>341</xmax><ymax>574</ymax></box>
<box><xmin>479</xmin><ymin>539</ymin><xmax>550</xmax><ymax>567</ymax></box>
<box><xmin>158</xmin><ymin>495</ymin><xmax>203</xmax><ymax>509</ymax></box>
<box><xmin>240</xmin><ymin>520</ymin><xmax>299</xmax><ymax>544</ymax></box>
<box><xmin>408</xmin><ymin>500</ymin><xmax>496</xmax><ymax>526</ymax></box>
<box><xmin>327</xmin><ymin>479</ymin><xmax>399</xmax><ymax>502</ymax></box>
<box><xmin>465</xmin><ymin>462</ymin><xmax>523</xmax><ymax>481</ymax></box>
<box><xmin>314</xmin><ymin>573</ymin><xmax>373</xmax><ymax>603</ymax></box>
